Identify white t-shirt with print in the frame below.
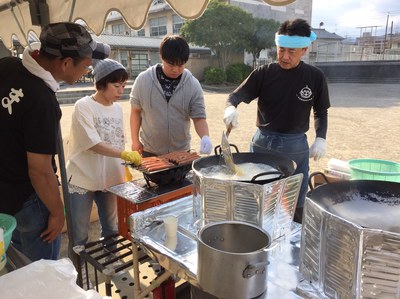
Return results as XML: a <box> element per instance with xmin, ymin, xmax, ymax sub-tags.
<box><xmin>66</xmin><ymin>96</ymin><xmax>125</xmax><ymax>191</ymax></box>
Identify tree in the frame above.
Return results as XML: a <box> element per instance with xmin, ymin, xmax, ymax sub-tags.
<box><xmin>245</xmin><ymin>18</ymin><xmax>280</xmax><ymax>68</ymax></box>
<box><xmin>181</xmin><ymin>0</ymin><xmax>253</xmax><ymax>71</ymax></box>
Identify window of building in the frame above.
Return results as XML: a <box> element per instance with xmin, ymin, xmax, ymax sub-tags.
<box><xmin>137</xmin><ymin>29</ymin><xmax>145</xmax><ymax>36</ymax></box>
<box><xmin>149</xmin><ymin>17</ymin><xmax>167</xmax><ymax>37</ymax></box>
<box><xmin>172</xmin><ymin>15</ymin><xmax>184</xmax><ymax>34</ymax></box>
<box><xmin>119</xmin><ymin>52</ymin><xmax>128</xmax><ymax>67</ymax></box>
<box><xmin>130</xmin><ymin>51</ymin><xmax>148</xmax><ymax>77</ymax></box>
<box><xmin>112</xmin><ymin>23</ymin><xmax>125</xmax><ymax>35</ymax></box>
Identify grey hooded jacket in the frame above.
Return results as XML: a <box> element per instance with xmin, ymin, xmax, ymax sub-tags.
<box><xmin>130</xmin><ymin>65</ymin><xmax>206</xmax><ymax>155</ymax></box>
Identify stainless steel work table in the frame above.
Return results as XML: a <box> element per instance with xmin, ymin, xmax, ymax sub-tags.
<box><xmin>128</xmin><ymin>196</ymin><xmax>306</xmax><ymax>299</ymax></box>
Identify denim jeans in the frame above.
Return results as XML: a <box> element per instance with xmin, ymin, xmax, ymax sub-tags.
<box><xmin>12</xmin><ymin>193</ymin><xmax>61</xmax><ymax>261</ymax></box>
<box><xmin>250</xmin><ymin>129</ymin><xmax>309</xmax><ymax>207</ymax></box>
<box><xmin>68</xmin><ymin>190</ymin><xmax>118</xmax><ymax>251</ymax></box>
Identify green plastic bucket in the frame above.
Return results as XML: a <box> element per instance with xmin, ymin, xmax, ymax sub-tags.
<box><xmin>348</xmin><ymin>159</ymin><xmax>400</xmax><ymax>182</ymax></box>
<box><xmin>0</xmin><ymin>213</ymin><xmax>17</xmax><ymax>252</ymax></box>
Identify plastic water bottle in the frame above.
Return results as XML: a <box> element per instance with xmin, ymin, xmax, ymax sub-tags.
<box><xmin>0</xmin><ymin>227</ymin><xmax>6</xmax><ymax>271</ymax></box>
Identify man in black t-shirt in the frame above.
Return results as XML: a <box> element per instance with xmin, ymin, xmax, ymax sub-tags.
<box><xmin>0</xmin><ymin>22</ymin><xmax>110</xmax><ymax>261</ymax></box>
<box><xmin>224</xmin><ymin>19</ymin><xmax>330</xmax><ymax>223</ymax></box>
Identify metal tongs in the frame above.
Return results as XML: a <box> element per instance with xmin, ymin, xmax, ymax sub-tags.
<box><xmin>221</xmin><ymin>124</ymin><xmax>242</xmax><ymax>175</ymax></box>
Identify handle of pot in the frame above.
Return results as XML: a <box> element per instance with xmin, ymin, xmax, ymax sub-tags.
<box><xmin>193</xmin><ymin>218</ymin><xmax>212</xmax><ymax>232</ymax></box>
<box><xmin>308</xmin><ymin>171</ymin><xmax>330</xmax><ymax>191</ymax></box>
<box><xmin>250</xmin><ymin>171</ymin><xmax>285</xmax><ymax>183</ymax></box>
<box><xmin>242</xmin><ymin>261</ymin><xmax>269</xmax><ymax>278</ymax></box>
<box><xmin>214</xmin><ymin>144</ymin><xmax>240</xmax><ymax>155</ymax></box>
<box><xmin>241</xmin><ymin>241</ymin><xmax>279</xmax><ymax>278</ymax></box>
<box><xmin>263</xmin><ymin>241</ymin><xmax>280</xmax><ymax>252</ymax></box>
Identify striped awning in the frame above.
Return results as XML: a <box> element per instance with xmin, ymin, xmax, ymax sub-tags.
<box><xmin>0</xmin><ymin>0</ymin><xmax>296</xmax><ymax>49</ymax></box>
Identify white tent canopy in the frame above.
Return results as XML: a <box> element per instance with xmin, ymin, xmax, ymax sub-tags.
<box><xmin>0</xmin><ymin>0</ymin><xmax>296</xmax><ymax>49</ymax></box>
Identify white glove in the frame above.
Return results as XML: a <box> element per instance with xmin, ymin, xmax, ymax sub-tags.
<box><xmin>223</xmin><ymin>106</ymin><xmax>238</xmax><ymax>129</ymax></box>
<box><xmin>200</xmin><ymin>135</ymin><xmax>213</xmax><ymax>154</ymax></box>
<box><xmin>309</xmin><ymin>137</ymin><xmax>326</xmax><ymax>161</ymax></box>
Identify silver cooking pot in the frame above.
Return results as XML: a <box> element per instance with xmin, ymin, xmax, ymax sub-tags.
<box><xmin>197</xmin><ymin>221</ymin><xmax>276</xmax><ymax>299</ymax></box>
<box><xmin>192</xmin><ymin>151</ymin><xmax>295</xmax><ymax>185</ymax></box>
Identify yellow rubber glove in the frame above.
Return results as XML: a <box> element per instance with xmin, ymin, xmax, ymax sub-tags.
<box><xmin>120</xmin><ymin>150</ymin><xmax>142</xmax><ymax>166</ymax></box>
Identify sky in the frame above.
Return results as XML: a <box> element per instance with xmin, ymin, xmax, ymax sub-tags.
<box><xmin>311</xmin><ymin>0</ymin><xmax>400</xmax><ymax>38</ymax></box>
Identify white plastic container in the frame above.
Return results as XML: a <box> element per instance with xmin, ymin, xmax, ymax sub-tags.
<box><xmin>327</xmin><ymin>158</ymin><xmax>350</xmax><ymax>173</ymax></box>
<box><xmin>0</xmin><ymin>227</ymin><xmax>6</xmax><ymax>271</ymax></box>
<box><xmin>164</xmin><ymin>216</ymin><xmax>178</xmax><ymax>237</ymax></box>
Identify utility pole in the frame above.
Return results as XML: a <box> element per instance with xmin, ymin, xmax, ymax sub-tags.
<box><xmin>383</xmin><ymin>13</ymin><xmax>389</xmax><ymax>60</ymax></box>
<box><xmin>389</xmin><ymin>21</ymin><xmax>393</xmax><ymax>49</ymax></box>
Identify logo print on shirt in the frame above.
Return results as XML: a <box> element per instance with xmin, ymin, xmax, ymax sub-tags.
<box><xmin>296</xmin><ymin>85</ymin><xmax>313</xmax><ymax>102</ymax></box>
<box><xmin>2</xmin><ymin>88</ymin><xmax>24</xmax><ymax>115</ymax></box>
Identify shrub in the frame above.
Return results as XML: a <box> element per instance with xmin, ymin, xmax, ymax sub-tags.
<box><xmin>226</xmin><ymin>63</ymin><xmax>252</xmax><ymax>84</ymax></box>
<box><xmin>204</xmin><ymin>67</ymin><xmax>226</xmax><ymax>85</ymax></box>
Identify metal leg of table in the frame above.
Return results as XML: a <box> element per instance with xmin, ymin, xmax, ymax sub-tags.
<box><xmin>132</xmin><ymin>241</ymin><xmax>175</xmax><ymax>299</ymax></box>
<box><xmin>132</xmin><ymin>242</ymin><xmax>142</xmax><ymax>297</ymax></box>
<box><xmin>104</xmin><ymin>275</ymin><xmax>113</xmax><ymax>296</ymax></box>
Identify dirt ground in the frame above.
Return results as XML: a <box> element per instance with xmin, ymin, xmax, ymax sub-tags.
<box><xmin>60</xmin><ymin>82</ymin><xmax>400</xmax><ymax>178</ymax></box>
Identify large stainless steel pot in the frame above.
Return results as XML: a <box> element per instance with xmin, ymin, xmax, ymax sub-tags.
<box><xmin>300</xmin><ymin>180</ymin><xmax>400</xmax><ymax>299</ymax></box>
<box><xmin>197</xmin><ymin>221</ymin><xmax>274</xmax><ymax>299</ymax></box>
<box><xmin>192</xmin><ymin>152</ymin><xmax>296</xmax><ymax>185</ymax></box>
<box><xmin>308</xmin><ymin>179</ymin><xmax>400</xmax><ymax>230</ymax></box>
<box><xmin>192</xmin><ymin>151</ymin><xmax>302</xmax><ymax>230</ymax></box>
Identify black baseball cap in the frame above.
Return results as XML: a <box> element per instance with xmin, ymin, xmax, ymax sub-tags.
<box><xmin>39</xmin><ymin>22</ymin><xmax>110</xmax><ymax>59</ymax></box>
